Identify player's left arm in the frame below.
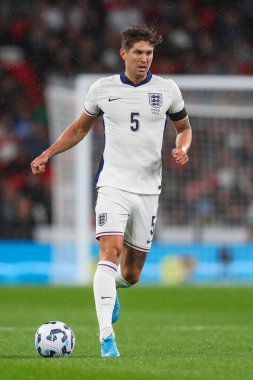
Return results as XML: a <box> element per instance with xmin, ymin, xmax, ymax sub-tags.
<box><xmin>171</xmin><ymin>115</ymin><xmax>192</xmax><ymax>165</ymax></box>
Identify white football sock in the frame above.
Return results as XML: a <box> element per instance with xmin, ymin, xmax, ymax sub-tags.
<box><xmin>115</xmin><ymin>264</ymin><xmax>132</xmax><ymax>288</ymax></box>
<box><xmin>93</xmin><ymin>260</ymin><xmax>117</xmax><ymax>341</ymax></box>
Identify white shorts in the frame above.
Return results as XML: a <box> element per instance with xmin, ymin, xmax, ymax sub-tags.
<box><xmin>95</xmin><ymin>187</ymin><xmax>159</xmax><ymax>252</ymax></box>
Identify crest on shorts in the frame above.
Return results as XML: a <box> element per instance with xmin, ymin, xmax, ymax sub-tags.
<box><xmin>148</xmin><ymin>93</ymin><xmax>163</xmax><ymax>108</ymax></box>
<box><xmin>98</xmin><ymin>213</ymin><xmax>107</xmax><ymax>226</ymax></box>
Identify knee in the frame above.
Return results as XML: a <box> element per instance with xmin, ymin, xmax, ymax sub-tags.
<box><xmin>127</xmin><ymin>277</ymin><xmax>139</xmax><ymax>286</ymax></box>
<box><xmin>99</xmin><ymin>236</ymin><xmax>123</xmax><ymax>263</ymax></box>
<box><xmin>100</xmin><ymin>243</ymin><xmax>122</xmax><ymax>262</ymax></box>
<box><xmin>121</xmin><ymin>269</ymin><xmax>140</xmax><ymax>285</ymax></box>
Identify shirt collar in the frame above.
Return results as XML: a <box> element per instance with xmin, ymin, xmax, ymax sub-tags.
<box><xmin>120</xmin><ymin>71</ymin><xmax>152</xmax><ymax>87</ymax></box>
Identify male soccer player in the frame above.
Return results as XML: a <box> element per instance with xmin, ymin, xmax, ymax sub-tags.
<box><xmin>31</xmin><ymin>25</ymin><xmax>192</xmax><ymax>358</ymax></box>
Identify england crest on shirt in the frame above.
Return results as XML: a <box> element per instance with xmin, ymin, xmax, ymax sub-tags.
<box><xmin>148</xmin><ymin>93</ymin><xmax>163</xmax><ymax>108</ymax></box>
<box><xmin>98</xmin><ymin>213</ymin><xmax>107</xmax><ymax>226</ymax></box>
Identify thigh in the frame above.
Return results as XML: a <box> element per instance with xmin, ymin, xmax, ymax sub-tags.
<box><xmin>124</xmin><ymin>194</ymin><xmax>159</xmax><ymax>252</ymax></box>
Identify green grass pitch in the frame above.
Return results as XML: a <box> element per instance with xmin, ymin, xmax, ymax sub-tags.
<box><xmin>0</xmin><ymin>285</ymin><xmax>253</xmax><ymax>380</ymax></box>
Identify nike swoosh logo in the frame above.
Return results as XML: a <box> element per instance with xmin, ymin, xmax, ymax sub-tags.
<box><xmin>101</xmin><ymin>296</ymin><xmax>113</xmax><ymax>299</ymax></box>
<box><xmin>147</xmin><ymin>239</ymin><xmax>153</xmax><ymax>244</ymax></box>
<box><xmin>108</xmin><ymin>97</ymin><xmax>122</xmax><ymax>102</ymax></box>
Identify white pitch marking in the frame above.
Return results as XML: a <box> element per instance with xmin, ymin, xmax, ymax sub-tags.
<box><xmin>0</xmin><ymin>326</ymin><xmax>92</xmax><ymax>332</ymax></box>
<box><xmin>0</xmin><ymin>325</ymin><xmax>240</xmax><ymax>333</ymax></box>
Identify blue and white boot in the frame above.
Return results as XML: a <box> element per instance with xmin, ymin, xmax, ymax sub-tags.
<box><xmin>112</xmin><ymin>294</ymin><xmax>120</xmax><ymax>324</ymax></box>
<box><xmin>101</xmin><ymin>333</ymin><xmax>120</xmax><ymax>357</ymax></box>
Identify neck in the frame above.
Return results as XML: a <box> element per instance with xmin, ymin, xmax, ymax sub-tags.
<box><xmin>124</xmin><ymin>70</ymin><xmax>147</xmax><ymax>84</ymax></box>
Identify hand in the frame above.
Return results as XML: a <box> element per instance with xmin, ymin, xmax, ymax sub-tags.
<box><xmin>30</xmin><ymin>152</ymin><xmax>49</xmax><ymax>174</ymax></box>
<box><xmin>172</xmin><ymin>147</ymin><xmax>189</xmax><ymax>165</ymax></box>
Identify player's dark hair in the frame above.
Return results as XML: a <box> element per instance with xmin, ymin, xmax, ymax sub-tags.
<box><xmin>121</xmin><ymin>24</ymin><xmax>163</xmax><ymax>51</ymax></box>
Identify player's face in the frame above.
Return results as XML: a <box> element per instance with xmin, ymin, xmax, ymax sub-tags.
<box><xmin>120</xmin><ymin>41</ymin><xmax>154</xmax><ymax>83</ymax></box>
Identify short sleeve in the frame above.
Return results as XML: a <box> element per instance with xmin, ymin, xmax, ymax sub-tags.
<box><xmin>84</xmin><ymin>80</ymin><xmax>101</xmax><ymax>116</ymax></box>
<box><xmin>168</xmin><ymin>80</ymin><xmax>187</xmax><ymax>120</ymax></box>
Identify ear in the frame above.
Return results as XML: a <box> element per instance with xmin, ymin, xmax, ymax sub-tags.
<box><xmin>119</xmin><ymin>48</ymin><xmax>127</xmax><ymax>61</ymax></box>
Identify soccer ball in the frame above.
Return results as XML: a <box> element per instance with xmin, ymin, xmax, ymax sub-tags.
<box><xmin>35</xmin><ymin>321</ymin><xmax>75</xmax><ymax>358</ymax></box>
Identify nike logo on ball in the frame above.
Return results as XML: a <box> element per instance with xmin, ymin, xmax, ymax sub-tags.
<box><xmin>101</xmin><ymin>296</ymin><xmax>113</xmax><ymax>299</ymax></box>
<box><xmin>108</xmin><ymin>97</ymin><xmax>122</xmax><ymax>102</ymax></box>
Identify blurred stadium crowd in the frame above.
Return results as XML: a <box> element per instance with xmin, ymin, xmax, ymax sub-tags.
<box><xmin>0</xmin><ymin>0</ymin><xmax>253</xmax><ymax>239</ymax></box>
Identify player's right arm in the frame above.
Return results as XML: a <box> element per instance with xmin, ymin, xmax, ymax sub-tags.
<box><xmin>31</xmin><ymin>112</ymin><xmax>97</xmax><ymax>174</ymax></box>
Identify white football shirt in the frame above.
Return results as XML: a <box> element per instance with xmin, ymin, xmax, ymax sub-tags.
<box><xmin>84</xmin><ymin>72</ymin><xmax>187</xmax><ymax>194</ymax></box>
